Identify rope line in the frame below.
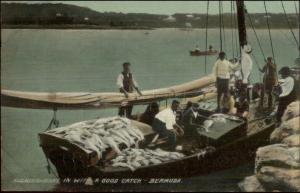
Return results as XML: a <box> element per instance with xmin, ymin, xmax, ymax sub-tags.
<box><xmin>233</xmin><ymin>3</ymin><xmax>239</xmax><ymax>57</ymax></box>
<box><xmin>245</xmin><ymin>9</ymin><xmax>267</xmax><ymax>61</ymax></box>
<box><xmin>204</xmin><ymin>0</ymin><xmax>209</xmax><ymax>74</ymax></box>
<box><xmin>231</xmin><ymin>1</ymin><xmax>235</xmax><ymax>58</ymax></box>
<box><xmin>220</xmin><ymin>1</ymin><xmax>226</xmax><ymax>53</ymax></box>
<box><xmin>219</xmin><ymin>1</ymin><xmax>223</xmax><ymax>51</ymax></box>
<box><xmin>263</xmin><ymin>1</ymin><xmax>276</xmax><ymax>64</ymax></box>
<box><xmin>281</xmin><ymin>0</ymin><xmax>299</xmax><ymax>47</ymax></box>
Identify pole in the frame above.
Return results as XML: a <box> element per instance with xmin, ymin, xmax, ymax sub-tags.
<box><xmin>236</xmin><ymin>0</ymin><xmax>247</xmax><ymax>49</ymax></box>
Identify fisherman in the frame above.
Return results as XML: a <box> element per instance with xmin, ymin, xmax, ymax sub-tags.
<box><xmin>220</xmin><ymin>91</ymin><xmax>235</xmax><ymax>114</ymax></box>
<box><xmin>208</xmin><ymin>45</ymin><xmax>213</xmax><ymax>52</ymax></box>
<box><xmin>152</xmin><ymin>100</ymin><xmax>184</xmax><ymax>151</ymax></box>
<box><xmin>181</xmin><ymin>103</ymin><xmax>202</xmax><ymax>136</ymax></box>
<box><xmin>139</xmin><ymin>102</ymin><xmax>159</xmax><ymax>126</ymax></box>
<box><xmin>275</xmin><ymin>67</ymin><xmax>297</xmax><ymax>124</ymax></box>
<box><xmin>234</xmin><ymin>91</ymin><xmax>249</xmax><ymax>119</ymax></box>
<box><xmin>116</xmin><ymin>62</ymin><xmax>142</xmax><ymax>118</ymax></box>
<box><xmin>259</xmin><ymin>57</ymin><xmax>277</xmax><ymax>109</ymax></box>
<box><xmin>195</xmin><ymin>45</ymin><xmax>201</xmax><ymax>52</ymax></box>
<box><xmin>212</xmin><ymin>51</ymin><xmax>239</xmax><ymax>112</ymax></box>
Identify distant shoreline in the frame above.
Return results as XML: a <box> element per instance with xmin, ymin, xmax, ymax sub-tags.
<box><xmin>1</xmin><ymin>24</ymin><xmax>155</xmax><ymax>30</ymax></box>
<box><xmin>2</xmin><ymin>24</ymin><xmax>298</xmax><ymax>30</ymax></box>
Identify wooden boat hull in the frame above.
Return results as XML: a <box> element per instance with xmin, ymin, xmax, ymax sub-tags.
<box><xmin>40</xmin><ymin>119</ymin><xmax>275</xmax><ymax>181</ymax></box>
<box><xmin>190</xmin><ymin>50</ymin><xmax>219</xmax><ymax>56</ymax></box>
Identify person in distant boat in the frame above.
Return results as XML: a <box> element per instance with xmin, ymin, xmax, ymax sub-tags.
<box><xmin>233</xmin><ymin>91</ymin><xmax>249</xmax><ymax>119</ymax></box>
<box><xmin>139</xmin><ymin>102</ymin><xmax>159</xmax><ymax>126</ymax></box>
<box><xmin>152</xmin><ymin>100</ymin><xmax>184</xmax><ymax>151</ymax></box>
<box><xmin>195</xmin><ymin>45</ymin><xmax>201</xmax><ymax>52</ymax></box>
<box><xmin>212</xmin><ymin>51</ymin><xmax>239</xmax><ymax>112</ymax></box>
<box><xmin>220</xmin><ymin>91</ymin><xmax>235</xmax><ymax>114</ymax></box>
<box><xmin>259</xmin><ymin>57</ymin><xmax>277</xmax><ymax>109</ymax></box>
<box><xmin>275</xmin><ymin>67</ymin><xmax>296</xmax><ymax>124</ymax></box>
<box><xmin>208</xmin><ymin>45</ymin><xmax>213</xmax><ymax>52</ymax></box>
<box><xmin>116</xmin><ymin>62</ymin><xmax>142</xmax><ymax>118</ymax></box>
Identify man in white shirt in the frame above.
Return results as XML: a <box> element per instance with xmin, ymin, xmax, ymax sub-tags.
<box><xmin>152</xmin><ymin>100</ymin><xmax>184</xmax><ymax>151</ymax></box>
<box><xmin>116</xmin><ymin>62</ymin><xmax>142</xmax><ymax>118</ymax></box>
<box><xmin>212</xmin><ymin>51</ymin><xmax>239</xmax><ymax>111</ymax></box>
<box><xmin>276</xmin><ymin>67</ymin><xmax>296</xmax><ymax>123</ymax></box>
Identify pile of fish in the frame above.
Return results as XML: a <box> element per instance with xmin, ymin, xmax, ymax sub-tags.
<box><xmin>110</xmin><ymin>148</ymin><xmax>185</xmax><ymax>171</ymax></box>
<box><xmin>46</xmin><ymin>116</ymin><xmax>144</xmax><ymax>158</ymax></box>
<box><xmin>198</xmin><ymin>101</ymin><xmax>218</xmax><ymax>111</ymax></box>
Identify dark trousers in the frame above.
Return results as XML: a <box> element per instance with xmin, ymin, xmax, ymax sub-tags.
<box><xmin>260</xmin><ymin>89</ymin><xmax>273</xmax><ymax>108</ymax></box>
<box><xmin>152</xmin><ymin>118</ymin><xmax>176</xmax><ymax>150</ymax></box>
<box><xmin>276</xmin><ymin>92</ymin><xmax>296</xmax><ymax>122</ymax></box>
<box><xmin>118</xmin><ymin>105</ymin><xmax>133</xmax><ymax>118</ymax></box>
<box><xmin>216</xmin><ymin>77</ymin><xmax>229</xmax><ymax>111</ymax></box>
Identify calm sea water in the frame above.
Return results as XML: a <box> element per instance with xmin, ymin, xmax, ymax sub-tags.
<box><xmin>1</xmin><ymin>28</ymin><xmax>299</xmax><ymax>191</ymax></box>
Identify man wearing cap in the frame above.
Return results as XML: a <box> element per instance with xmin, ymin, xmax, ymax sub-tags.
<box><xmin>116</xmin><ymin>62</ymin><xmax>142</xmax><ymax>118</ymax></box>
<box><xmin>276</xmin><ymin>67</ymin><xmax>297</xmax><ymax>123</ymax></box>
<box><xmin>213</xmin><ymin>51</ymin><xmax>239</xmax><ymax>112</ymax></box>
<box><xmin>259</xmin><ymin>57</ymin><xmax>277</xmax><ymax>109</ymax></box>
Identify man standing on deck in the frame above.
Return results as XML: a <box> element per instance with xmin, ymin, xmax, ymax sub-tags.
<box><xmin>213</xmin><ymin>51</ymin><xmax>239</xmax><ymax>112</ymax></box>
<box><xmin>259</xmin><ymin>57</ymin><xmax>277</xmax><ymax>109</ymax></box>
<box><xmin>116</xmin><ymin>62</ymin><xmax>142</xmax><ymax>118</ymax></box>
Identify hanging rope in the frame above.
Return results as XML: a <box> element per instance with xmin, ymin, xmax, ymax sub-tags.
<box><xmin>251</xmin><ymin>52</ymin><xmax>263</xmax><ymax>82</ymax></box>
<box><xmin>281</xmin><ymin>0</ymin><xmax>299</xmax><ymax>47</ymax></box>
<box><xmin>263</xmin><ymin>1</ymin><xmax>276</xmax><ymax>64</ymax></box>
<box><xmin>204</xmin><ymin>1</ymin><xmax>209</xmax><ymax>74</ymax></box>
<box><xmin>233</xmin><ymin>3</ymin><xmax>239</xmax><ymax>57</ymax></box>
<box><xmin>230</xmin><ymin>1</ymin><xmax>235</xmax><ymax>59</ymax></box>
<box><xmin>46</xmin><ymin>107</ymin><xmax>60</xmax><ymax>131</ymax></box>
<box><xmin>245</xmin><ymin>8</ymin><xmax>267</xmax><ymax>61</ymax></box>
<box><xmin>219</xmin><ymin>1</ymin><xmax>223</xmax><ymax>51</ymax></box>
<box><xmin>220</xmin><ymin>1</ymin><xmax>226</xmax><ymax>53</ymax></box>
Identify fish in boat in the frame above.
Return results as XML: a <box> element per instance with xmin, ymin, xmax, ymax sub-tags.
<box><xmin>112</xmin><ymin>162</ymin><xmax>136</xmax><ymax>172</ymax></box>
<box><xmin>203</xmin><ymin>120</ymin><xmax>214</xmax><ymax>132</ymax></box>
<box><xmin>102</xmin><ymin>136</ymin><xmax>122</xmax><ymax>155</ymax></box>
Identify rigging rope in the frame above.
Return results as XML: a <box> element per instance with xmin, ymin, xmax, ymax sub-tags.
<box><xmin>204</xmin><ymin>0</ymin><xmax>209</xmax><ymax>74</ymax></box>
<box><xmin>220</xmin><ymin>1</ymin><xmax>226</xmax><ymax>53</ymax></box>
<box><xmin>245</xmin><ymin>8</ymin><xmax>267</xmax><ymax>61</ymax></box>
<box><xmin>233</xmin><ymin>3</ymin><xmax>239</xmax><ymax>58</ymax></box>
<box><xmin>219</xmin><ymin>1</ymin><xmax>223</xmax><ymax>51</ymax></box>
<box><xmin>263</xmin><ymin>1</ymin><xmax>276</xmax><ymax>64</ymax></box>
<box><xmin>230</xmin><ymin>1</ymin><xmax>235</xmax><ymax>59</ymax></box>
<box><xmin>281</xmin><ymin>0</ymin><xmax>299</xmax><ymax>47</ymax></box>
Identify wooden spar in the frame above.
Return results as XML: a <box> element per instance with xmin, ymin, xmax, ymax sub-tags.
<box><xmin>236</xmin><ymin>0</ymin><xmax>247</xmax><ymax>47</ymax></box>
<box><xmin>1</xmin><ymin>75</ymin><xmax>216</xmax><ymax>110</ymax></box>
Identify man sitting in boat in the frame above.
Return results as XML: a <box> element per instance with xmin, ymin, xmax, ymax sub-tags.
<box><xmin>139</xmin><ymin>102</ymin><xmax>159</xmax><ymax>126</ymax></box>
<box><xmin>220</xmin><ymin>91</ymin><xmax>235</xmax><ymax>114</ymax></box>
<box><xmin>234</xmin><ymin>91</ymin><xmax>249</xmax><ymax>119</ymax></box>
<box><xmin>152</xmin><ymin>100</ymin><xmax>184</xmax><ymax>151</ymax></box>
<box><xmin>116</xmin><ymin>62</ymin><xmax>143</xmax><ymax>118</ymax></box>
<box><xmin>181</xmin><ymin>103</ymin><xmax>203</xmax><ymax>135</ymax></box>
<box><xmin>275</xmin><ymin>67</ymin><xmax>297</xmax><ymax>124</ymax></box>
<box><xmin>213</xmin><ymin>51</ymin><xmax>240</xmax><ymax>112</ymax></box>
<box><xmin>195</xmin><ymin>45</ymin><xmax>201</xmax><ymax>53</ymax></box>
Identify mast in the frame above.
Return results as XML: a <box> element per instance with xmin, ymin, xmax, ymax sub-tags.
<box><xmin>236</xmin><ymin>0</ymin><xmax>247</xmax><ymax>48</ymax></box>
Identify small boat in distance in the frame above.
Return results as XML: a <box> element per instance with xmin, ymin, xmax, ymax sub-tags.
<box><xmin>190</xmin><ymin>45</ymin><xmax>219</xmax><ymax>56</ymax></box>
<box><xmin>190</xmin><ymin>50</ymin><xmax>219</xmax><ymax>56</ymax></box>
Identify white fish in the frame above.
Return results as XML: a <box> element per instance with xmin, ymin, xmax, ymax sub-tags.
<box><xmin>149</xmin><ymin>158</ymin><xmax>162</xmax><ymax>164</ymax></box>
<box><xmin>102</xmin><ymin>137</ymin><xmax>122</xmax><ymax>154</ymax></box>
<box><xmin>112</xmin><ymin>162</ymin><xmax>136</xmax><ymax>171</ymax></box>
<box><xmin>118</xmin><ymin>129</ymin><xmax>135</xmax><ymax>145</ymax></box>
<box><xmin>139</xmin><ymin>159</ymin><xmax>150</xmax><ymax>166</ymax></box>
<box><xmin>129</xmin><ymin>127</ymin><xmax>145</xmax><ymax>141</ymax></box>
<box><xmin>130</xmin><ymin>161</ymin><xmax>141</xmax><ymax>168</ymax></box>
<box><xmin>203</xmin><ymin>120</ymin><xmax>213</xmax><ymax>132</ymax></box>
<box><xmin>112</xmin><ymin>135</ymin><xmax>131</xmax><ymax>148</ymax></box>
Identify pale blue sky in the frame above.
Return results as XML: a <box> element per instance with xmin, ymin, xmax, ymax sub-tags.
<box><xmin>4</xmin><ymin>1</ymin><xmax>299</xmax><ymax>14</ymax></box>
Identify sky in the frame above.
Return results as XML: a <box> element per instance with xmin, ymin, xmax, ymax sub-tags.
<box><xmin>4</xmin><ymin>1</ymin><xmax>299</xmax><ymax>15</ymax></box>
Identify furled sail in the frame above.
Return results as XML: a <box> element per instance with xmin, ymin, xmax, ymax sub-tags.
<box><xmin>1</xmin><ymin>75</ymin><xmax>215</xmax><ymax>110</ymax></box>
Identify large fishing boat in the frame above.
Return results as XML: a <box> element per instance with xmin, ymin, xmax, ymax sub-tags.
<box><xmin>1</xmin><ymin>0</ymin><xmax>299</xmax><ymax>183</ymax></box>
